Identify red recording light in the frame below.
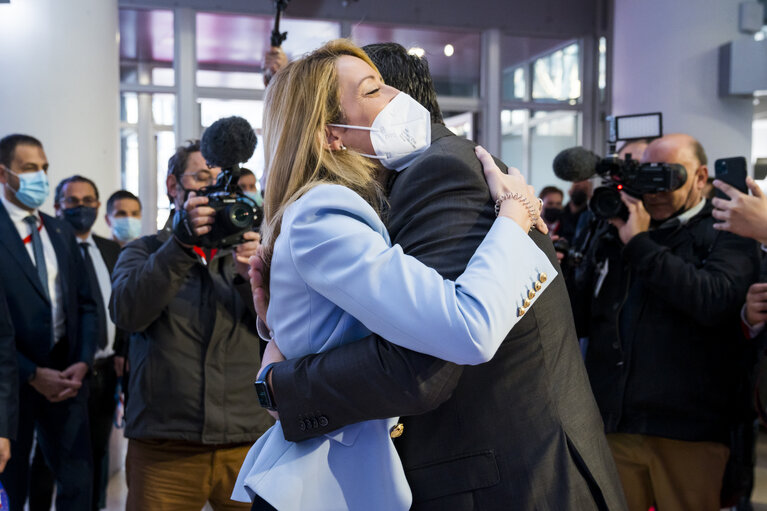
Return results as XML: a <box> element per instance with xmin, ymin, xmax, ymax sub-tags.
<box><xmin>617</xmin><ymin>184</ymin><xmax>624</xmax><ymax>190</ymax></box>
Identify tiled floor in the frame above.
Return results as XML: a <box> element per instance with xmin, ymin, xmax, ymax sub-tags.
<box><xmin>94</xmin><ymin>429</ymin><xmax>767</xmax><ymax>510</ymax></box>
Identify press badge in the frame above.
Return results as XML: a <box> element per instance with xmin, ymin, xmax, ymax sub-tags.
<box><xmin>594</xmin><ymin>259</ymin><xmax>609</xmax><ymax>298</ymax></box>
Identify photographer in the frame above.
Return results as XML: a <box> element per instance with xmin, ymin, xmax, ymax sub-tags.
<box><xmin>576</xmin><ymin>133</ymin><xmax>759</xmax><ymax>511</ymax></box>
<box><xmin>711</xmin><ymin>178</ymin><xmax>767</xmax><ymax>340</ymax></box>
<box><xmin>110</xmin><ymin>140</ymin><xmax>273</xmax><ymax>510</ymax></box>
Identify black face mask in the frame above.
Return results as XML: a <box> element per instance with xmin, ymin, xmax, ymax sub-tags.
<box><xmin>61</xmin><ymin>206</ymin><xmax>97</xmax><ymax>233</ymax></box>
<box><xmin>542</xmin><ymin>207</ymin><xmax>563</xmax><ymax>223</ymax></box>
<box><xmin>570</xmin><ymin>190</ymin><xmax>588</xmax><ymax>207</ymax></box>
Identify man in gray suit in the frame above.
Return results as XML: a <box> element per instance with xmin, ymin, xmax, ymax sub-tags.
<box><xmin>256</xmin><ymin>43</ymin><xmax>626</xmax><ymax>510</ymax></box>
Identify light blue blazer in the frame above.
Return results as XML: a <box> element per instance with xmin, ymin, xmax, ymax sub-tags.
<box><xmin>233</xmin><ymin>184</ymin><xmax>557</xmax><ymax>510</ymax></box>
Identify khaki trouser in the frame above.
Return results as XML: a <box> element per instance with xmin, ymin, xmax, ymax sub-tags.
<box><xmin>126</xmin><ymin>438</ymin><xmax>251</xmax><ymax>511</ymax></box>
<box><xmin>607</xmin><ymin>433</ymin><xmax>730</xmax><ymax>511</ymax></box>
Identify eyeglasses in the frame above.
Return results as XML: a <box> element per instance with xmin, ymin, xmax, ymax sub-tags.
<box><xmin>181</xmin><ymin>171</ymin><xmax>216</xmax><ymax>187</ymax></box>
<box><xmin>60</xmin><ymin>196</ymin><xmax>98</xmax><ymax>207</ymax></box>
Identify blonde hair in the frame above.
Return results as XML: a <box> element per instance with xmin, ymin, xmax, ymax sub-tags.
<box><xmin>260</xmin><ymin>39</ymin><xmax>385</xmax><ymax>287</ymax></box>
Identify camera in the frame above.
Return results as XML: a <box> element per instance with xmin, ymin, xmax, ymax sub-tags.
<box><xmin>191</xmin><ymin>172</ymin><xmax>263</xmax><ymax>249</ymax></box>
<box><xmin>590</xmin><ymin>156</ymin><xmax>687</xmax><ymax>220</ymax></box>
<box><xmin>553</xmin><ymin>113</ymin><xmax>686</xmax><ymax>221</ymax></box>
<box><xmin>173</xmin><ymin>116</ymin><xmax>262</xmax><ymax>249</ymax></box>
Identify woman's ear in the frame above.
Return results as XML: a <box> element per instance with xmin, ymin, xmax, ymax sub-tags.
<box><xmin>324</xmin><ymin>126</ymin><xmax>345</xmax><ymax>151</ymax></box>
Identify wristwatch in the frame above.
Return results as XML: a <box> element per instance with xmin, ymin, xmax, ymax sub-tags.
<box><xmin>254</xmin><ymin>363</ymin><xmax>277</xmax><ymax>411</ymax></box>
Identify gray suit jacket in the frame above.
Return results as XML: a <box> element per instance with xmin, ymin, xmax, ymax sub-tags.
<box><xmin>271</xmin><ymin>125</ymin><xmax>627</xmax><ymax>510</ymax></box>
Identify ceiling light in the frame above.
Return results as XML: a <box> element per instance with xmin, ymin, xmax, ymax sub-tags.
<box><xmin>444</xmin><ymin>44</ymin><xmax>454</xmax><ymax>57</ymax></box>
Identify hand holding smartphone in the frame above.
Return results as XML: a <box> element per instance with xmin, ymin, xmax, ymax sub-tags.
<box><xmin>714</xmin><ymin>157</ymin><xmax>748</xmax><ymax>200</ymax></box>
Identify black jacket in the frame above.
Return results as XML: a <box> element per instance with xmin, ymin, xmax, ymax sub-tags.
<box><xmin>0</xmin><ymin>280</ymin><xmax>18</xmax><ymax>440</ymax></box>
<box><xmin>110</xmin><ymin>220</ymin><xmax>274</xmax><ymax>443</ymax></box>
<box><xmin>581</xmin><ymin>201</ymin><xmax>760</xmax><ymax>443</ymax></box>
<box><xmin>271</xmin><ymin>126</ymin><xmax>627</xmax><ymax>510</ymax></box>
<box><xmin>0</xmin><ymin>204</ymin><xmax>98</xmax><ymax>380</ymax></box>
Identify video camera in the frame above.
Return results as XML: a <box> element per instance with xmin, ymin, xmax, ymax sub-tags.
<box><xmin>554</xmin><ymin>112</ymin><xmax>687</xmax><ymax>220</ymax></box>
<box><xmin>173</xmin><ymin>116</ymin><xmax>263</xmax><ymax>249</ymax></box>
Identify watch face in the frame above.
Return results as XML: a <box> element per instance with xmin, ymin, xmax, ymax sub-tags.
<box><xmin>254</xmin><ymin>380</ymin><xmax>273</xmax><ymax>410</ymax></box>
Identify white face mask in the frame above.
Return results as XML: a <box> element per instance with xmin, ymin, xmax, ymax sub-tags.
<box><xmin>329</xmin><ymin>92</ymin><xmax>432</xmax><ymax>171</ymax></box>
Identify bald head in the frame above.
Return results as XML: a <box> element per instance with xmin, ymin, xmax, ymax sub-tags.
<box><xmin>641</xmin><ymin>134</ymin><xmax>709</xmax><ymax>221</ymax></box>
<box><xmin>644</xmin><ymin>134</ymin><xmax>707</xmax><ymax>168</ymax></box>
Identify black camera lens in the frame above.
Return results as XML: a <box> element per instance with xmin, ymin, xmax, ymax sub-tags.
<box><xmin>223</xmin><ymin>201</ymin><xmax>255</xmax><ymax>232</ymax></box>
<box><xmin>590</xmin><ymin>186</ymin><xmax>628</xmax><ymax>221</ymax></box>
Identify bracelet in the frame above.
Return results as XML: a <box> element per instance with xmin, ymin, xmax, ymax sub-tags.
<box><xmin>495</xmin><ymin>192</ymin><xmax>539</xmax><ymax>225</ymax></box>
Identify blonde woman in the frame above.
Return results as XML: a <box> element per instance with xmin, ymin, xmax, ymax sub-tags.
<box><xmin>232</xmin><ymin>40</ymin><xmax>556</xmax><ymax>510</ymax></box>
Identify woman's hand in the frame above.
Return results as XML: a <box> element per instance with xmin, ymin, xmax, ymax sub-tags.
<box><xmin>249</xmin><ymin>252</ymin><xmax>270</xmax><ymax>322</ymax></box>
<box><xmin>475</xmin><ymin>145</ymin><xmax>546</xmax><ymax>234</ymax></box>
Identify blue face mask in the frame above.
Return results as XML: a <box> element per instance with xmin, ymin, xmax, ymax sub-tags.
<box><xmin>9</xmin><ymin>169</ymin><xmax>49</xmax><ymax>209</ymax></box>
<box><xmin>61</xmin><ymin>206</ymin><xmax>98</xmax><ymax>233</ymax></box>
<box><xmin>244</xmin><ymin>191</ymin><xmax>263</xmax><ymax>208</ymax></box>
<box><xmin>111</xmin><ymin>216</ymin><xmax>142</xmax><ymax>243</ymax></box>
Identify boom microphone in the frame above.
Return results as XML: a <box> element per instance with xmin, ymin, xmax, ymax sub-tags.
<box><xmin>552</xmin><ymin>146</ymin><xmax>601</xmax><ymax>182</ymax></box>
<box><xmin>200</xmin><ymin>116</ymin><xmax>257</xmax><ymax>172</ymax></box>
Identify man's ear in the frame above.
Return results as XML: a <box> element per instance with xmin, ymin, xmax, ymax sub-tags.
<box><xmin>0</xmin><ymin>164</ymin><xmax>8</xmax><ymax>185</ymax></box>
<box><xmin>324</xmin><ymin>126</ymin><xmax>344</xmax><ymax>151</ymax></box>
<box><xmin>105</xmin><ymin>214</ymin><xmax>112</xmax><ymax>228</ymax></box>
<box><xmin>166</xmin><ymin>174</ymin><xmax>178</xmax><ymax>202</ymax></box>
<box><xmin>695</xmin><ymin>165</ymin><xmax>709</xmax><ymax>190</ymax></box>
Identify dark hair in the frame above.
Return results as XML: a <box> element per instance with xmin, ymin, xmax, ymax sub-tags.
<box><xmin>107</xmin><ymin>190</ymin><xmax>142</xmax><ymax>215</ymax></box>
<box><xmin>167</xmin><ymin>139</ymin><xmax>201</xmax><ymax>180</ymax></box>
<box><xmin>167</xmin><ymin>139</ymin><xmax>201</xmax><ymax>202</ymax></box>
<box><xmin>362</xmin><ymin>43</ymin><xmax>444</xmax><ymax>125</ymax></box>
<box><xmin>0</xmin><ymin>134</ymin><xmax>43</xmax><ymax>168</ymax></box>
<box><xmin>691</xmin><ymin>139</ymin><xmax>708</xmax><ymax>166</ymax></box>
<box><xmin>54</xmin><ymin>175</ymin><xmax>99</xmax><ymax>204</ymax></box>
<box><xmin>539</xmin><ymin>186</ymin><xmax>564</xmax><ymax>200</ymax></box>
<box><xmin>239</xmin><ymin>167</ymin><xmax>255</xmax><ymax>178</ymax></box>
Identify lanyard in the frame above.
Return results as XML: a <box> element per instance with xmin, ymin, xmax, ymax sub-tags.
<box><xmin>22</xmin><ymin>214</ymin><xmax>44</xmax><ymax>245</ymax></box>
<box><xmin>191</xmin><ymin>246</ymin><xmax>218</xmax><ymax>265</ymax></box>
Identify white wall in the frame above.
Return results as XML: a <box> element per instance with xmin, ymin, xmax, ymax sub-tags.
<box><xmin>0</xmin><ymin>0</ymin><xmax>120</xmax><ymax>236</ymax></box>
<box><xmin>612</xmin><ymin>0</ymin><xmax>754</xmax><ymax>163</ymax></box>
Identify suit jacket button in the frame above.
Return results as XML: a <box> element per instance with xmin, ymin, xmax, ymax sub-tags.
<box><xmin>517</xmin><ymin>307</ymin><xmax>526</xmax><ymax>317</ymax></box>
<box><xmin>528</xmin><ymin>289</ymin><xmax>536</xmax><ymax>300</ymax></box>
<box><xmin>390</xmin><ymin>423</ymin><xmax>404</xmax><ymax>439</ymax></box>
<box><xmin>319</xmin><ymin>416</ymin><xmax>328</xmax><ymax>427</ymax></box>
<box><xmin>522</xmin><ymin>298</ymin><xmax>531</xmax><ymax>308</ymax></box>
<box><xmin>539</xmin><ymin>272</ymin><xmax>548</xmax><ymax>283</ymax></box>
<box><xmin>312</xmin><ymin>418</ymin><xmax>319</xmax><ymax>428</ymax></box>
<box><xmin>304</xmin><ymin>419</ymin><xmax>313</xmax><ymax>429</ymax></box>
<box><xmin>299</xmin><ymin>421</ymin><xmax>306</xmax><ymax>432</ymax></box>
<box><xmin>534</xmin><ymin>281</ymin><xmax>542</xmax><ymax>291</ymax></box>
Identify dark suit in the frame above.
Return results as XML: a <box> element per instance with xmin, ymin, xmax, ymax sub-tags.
<box><xmin>30</xmin><ymin>234</ymin><xmax>128</xmax><ymax>511</ymax></box>
<box><xmin>0</xmin><ymin>280</ymin><xmax>18</xmax><ymax>442</ymax></box>
<box><xmin>0</xmin><ymin>200</ymin><xmax>98</xmax><ymax>511</ymax></box>
<box><xmin>89</xmin><ymin>234</ymin><xmax>125</xmax><ymax>510</ymax></box>
<box><xmin>271</xmin><ymin>125</ymin><xmax>627</xmax><ymax>510</ymax></box>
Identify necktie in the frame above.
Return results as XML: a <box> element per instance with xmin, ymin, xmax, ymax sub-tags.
<box><xmin>80</xmin><ymin>242</ymin><xmax>108</xmax><ymax>350</ymax></box>
<box><xmin>23</xmin><ymin>215</ymin><xmax>49</xmax><ymax>300</ymax></box>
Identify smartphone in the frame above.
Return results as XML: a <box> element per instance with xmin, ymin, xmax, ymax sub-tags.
<box><xmin>714</xmin><ymin>157</ymin><xmax>748</xmax><ymax>200</ymax></box>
